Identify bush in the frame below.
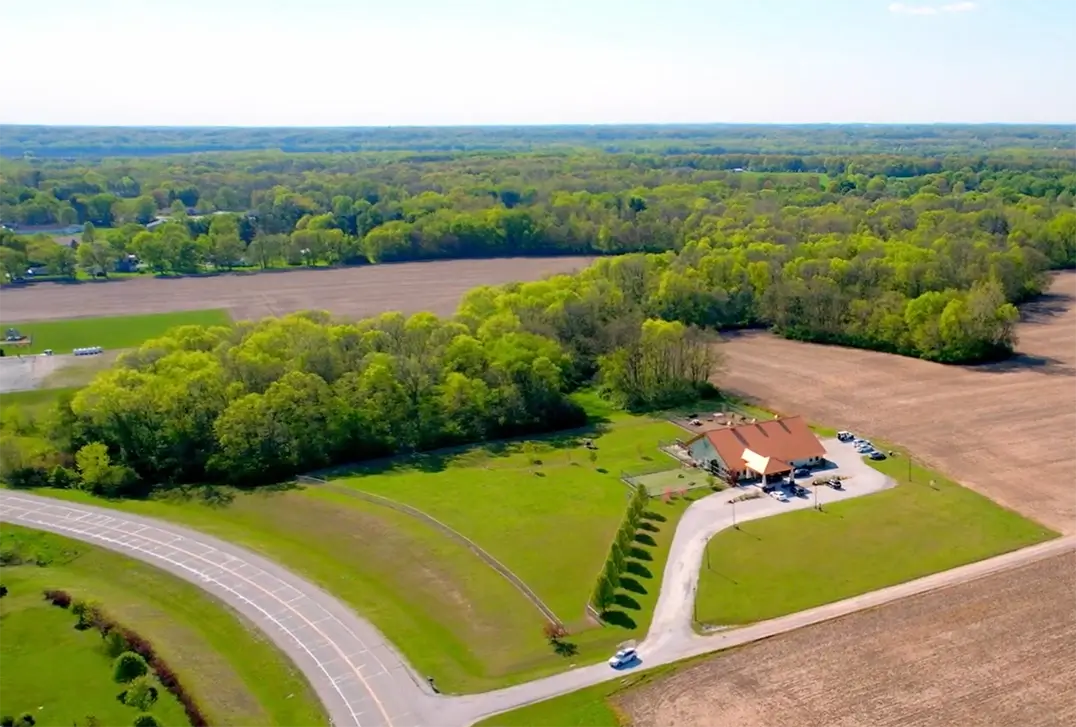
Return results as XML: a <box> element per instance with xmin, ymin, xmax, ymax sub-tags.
<box><xmin>43</xmin><ymin>589</ymin><xmax>72</xmax><ymax>608</ymax></box>
<box><xmin>0</xmin><ymin>584</ymin><xmax>7</xmax><ymax>598</ymax></box>
<box><xmin>1</xmin><ymin>716</ymin><xmax>13</xmax><ymax>727</ymax></box>
<box><xmin>104</xmin><ymin>630</ymin><xmax>129</xmax><ymax>658</ymax></box>
<box><xmin>132</xmin><ymin>716</ymin><xmax>160</xmax><ymax>727</ymax></box>
<box><xmin>121</xmin><ymin>676</ymin><xmax>158</xmax><ymax>710</ymax></box>
<box><xmin>48</xmin><ymin>464</ymin><xmax>79</xmax><ymax>489</ymax></box>
<box><xmin>16</xmin><ymin>714</ymin><xmax>34</xmax><ymax>727</ymax></box>
<box><xmin>112</xmin><ymin>651</ymin><xmax>149</xmax><ymax>683</ymax></box>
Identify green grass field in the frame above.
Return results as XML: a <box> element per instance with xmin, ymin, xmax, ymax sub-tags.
<box><xmin>330</xmin><ymin>405</ymin><xmax>686</xmax><ymax>626</ymax></box>
<box><xmin>22</xmin><ymin>400</ymin><xmax>702</xmax><ymax>692</ymax></box>
<box><xmin>695</xmin><ymin>451</ymin><xmax>1057</xmax><ymax>625</ymax></box>
<box><xmin>0</xmin><ymin>310</ymin><xmax>232</xmax><ymax>355</ymax></box>
<box><xmin>0</xmin><ymin>526</ymin><xmax>327</xmax><ymax>726</ymax></box>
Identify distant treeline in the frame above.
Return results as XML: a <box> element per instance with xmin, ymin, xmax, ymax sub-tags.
<box><xmin>0</xmin><ymin>137</ymin><xmax>1073</xmax><ymax>279</ymax></box>
<box><xmin>3</xmin><ymin>123</ymin><xmax>1075</xmax><ymax>157</ymax></box>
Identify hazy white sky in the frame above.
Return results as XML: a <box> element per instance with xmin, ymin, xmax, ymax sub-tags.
<box><xmin>1</xmin><ymin>0</ymin><xmax>1073</xmax><ymax>126</ymax></box>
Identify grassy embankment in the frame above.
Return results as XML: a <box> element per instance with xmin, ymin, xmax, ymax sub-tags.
<box><xmin>23</xmin><ymin>393</ymin><xmax>702</xmax><ymax>693</ymax></box>
<box><xmin>0</xmin><ymin>526</ymin><xmax>327</xmax><ymax>726</ymax></box>
<box><xmin>0</xmin><ymin>309</ymin><xmax>232</xmax><ymax>355</ymax></box>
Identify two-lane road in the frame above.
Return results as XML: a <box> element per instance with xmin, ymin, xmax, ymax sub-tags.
<box><xmin>0</xmin><ymin>492</ymin><xmax>437</xmax><ymax>727</ymax></box>
<box><xmin>4</xmin><ymin>486</ymin><xmax>1073</xmax><ymax>727</ymax></box>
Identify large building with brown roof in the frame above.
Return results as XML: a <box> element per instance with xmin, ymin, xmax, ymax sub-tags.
<box><xmin>686</xmin><ymin>416</ymin><xmax>826</xmax><ymax>481</ymax></box>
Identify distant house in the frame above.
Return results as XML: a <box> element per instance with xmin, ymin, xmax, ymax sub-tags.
<box><xmin>146</xmin><ymin>218</ymin><xmax>168</xmax><ymax>231</ymax></box>
<box><xmin>686</xmin><ymin>416</ymin><xmax>826</xmax><ymax>483</ymax></box>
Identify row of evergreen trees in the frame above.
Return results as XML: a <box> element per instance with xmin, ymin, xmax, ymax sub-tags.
<box><xmin>590</xmin><ymin>484</ymin><xmax>650</xmax><ymax>614</ymax></box>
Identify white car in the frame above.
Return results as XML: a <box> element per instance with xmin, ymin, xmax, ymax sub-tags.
<box><xmin>608</xmin><ymin>647</ymin><xmax>637</xmax><ymax>668</ymax></box>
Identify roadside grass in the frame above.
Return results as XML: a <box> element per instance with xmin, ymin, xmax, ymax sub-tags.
<box><xmin>21</xmin><ymin>404</ymin><xmax>705</xmax><ymax>692</ymax></box>
<box><xmin>473</xmin><ymin>652</ymin><xmax>715</xmax><ymax>727</ymax></box>
<box><xmin>0</xmin><ymin>309</ymin><xmax>232</xmax><ymax>354</ymax></box>
<box><xmin>695</xmin><ymin>450</ymin><xmax>1058</xmax><ymax>626</ymax></box>
<box><xmin>0</xmin><ymin>525</ymin><xmax>326</xmax><ymax>726</ymax></box>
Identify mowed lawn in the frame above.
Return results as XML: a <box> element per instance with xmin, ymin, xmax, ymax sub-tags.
<box><xmin>695</xmin><ymin>451</ymin><xmax>1057</xmax><ymax>626</ymax></box>
<box><xmin>331</xmin><ymin>410</ymin><xmax>686</xmax><ymax>627</ymax></box>
<box><xmin>0</xmin><ymin>526</ymin><xmax>326</xmax><ymax>726</ymax></box>
<box><xmin>26</xmin><ymin>405</ymin><xmax>701</xmax><ymax>692</ymax></box>
<box><xmin>0</xmin><ymin>309</ymin><xmax>232</xmax><ymax>354</ymax></box>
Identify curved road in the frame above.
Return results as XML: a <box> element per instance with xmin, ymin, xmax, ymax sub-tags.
<box><xmin>0</xmin><ymin>492</ymin><xmax>438</xmax><ymax>727</ymax></box>
<box><xmin>3</xmin><ymin>476</ymin><xmax>1073</xmax><ymax>727</ymax></box>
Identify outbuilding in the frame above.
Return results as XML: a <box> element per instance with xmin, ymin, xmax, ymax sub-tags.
<box><xmin>686</xmin><ymin>415</ymin><xmax>826</xmax><ymax>483</ymax></box>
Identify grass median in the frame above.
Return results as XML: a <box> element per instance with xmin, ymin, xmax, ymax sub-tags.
<box><xmin>0</xmin><ymin>525</ymin><xmax>327</xmax><ymax>726</ymax></box>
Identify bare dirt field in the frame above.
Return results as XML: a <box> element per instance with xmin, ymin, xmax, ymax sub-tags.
<box><xmin>717</xmin><ymin>271</ymin><xmax>1076</xmax><ymax>534</ymax></box>
<box><xmin>618</xmin><ymin>550</ymin><xmax>1076</xmax><ymax>727</ymax></box>
<box><xmin>0</xmin><ymin>257</ymin><xmax>595</xmax><ymax>323</ymax></box>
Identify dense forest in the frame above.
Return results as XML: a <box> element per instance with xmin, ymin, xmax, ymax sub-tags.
<box><xmin>0</xmin><ymin>125</ymin><xmax>1074</xmax><ymax>492</ymax></box>
<box><xmin>3</xmin><ymin>123</ymin><xmax>1074</xmax><ymax>157</ymax></box>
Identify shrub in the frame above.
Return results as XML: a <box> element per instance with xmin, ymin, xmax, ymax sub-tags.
<box><xmin>132</xmin><ymin>716</ymin><xmax>160</xmax><ymax>727</ymax></box>
<box><xmin>1</xmin><ymin>716</ymin><xmax>14</xmax><ymax>727</ymax></box>
<box><xmin>42</xmin><ymin>589</ymin><xmax>72</xmax><ymax>608</ymax></box>
<box><xmin>71</xmin><ymin>599</ymin><xmax>103</xmax><ymax>630</ymax></box>
<box><xmin>113</xmin><ymin>651</ymin><xmax>149</xmax><ymax>683</ymax></box>
<box><xmin>16</xmin><ymin>714</ymin><xmax>34</xmax><ymax>727</ymax></box>
<box><xmin>0</xmin><ymin>584</ymin><xmax>7</xmax><ymax>598</ymax></box>
<box><xmin>121</xmin><ymin>676</ymin><xmax>158</xmax><ymax>710</ymax></box>
<box><xmin>48</xmin><ymin>465</ymin><xmax>79</xmax><ymax>489</ymax></box>
<box><xmin>105</xmin><ymin>630</ymin><xmax>129</xmax><ymax>658</ymax></box>
<box><xmin>541</xmin><ymin>621</ymin><xmax>568</xmax><ymax>642</ymax></box>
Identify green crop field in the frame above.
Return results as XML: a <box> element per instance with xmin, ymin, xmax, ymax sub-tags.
<box><xmin>0</xmin><ymin>310</ymin><xmax>232</xmax><ymax>355</ymax></box>
<box><xmin>22</xmin><ymin>398</ymin><xmax>707</xmax><ymax>692</ymax></box>
<box><xmin>695</xmin><ymin>452</ymin><xmax>1057</xmax><ymax>626</ymax></box>
<box><xmin>0</xmin><ymin>526</ymin><xmax>327</xmax><ymax>726</ymax></box>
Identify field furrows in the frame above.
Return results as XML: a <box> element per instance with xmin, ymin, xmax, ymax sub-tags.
<box><xmin>618</xmin><ymin>551</ymin><xmax>1076</xmax><ymax>727</ymax></box>
<box><xmin>0</xmin><ymin>257</ymin><xmax>595</xmax><ymax>323</ymax></box>
<box><xmin>718</xmin><ymin>271</ymin><xmax>1076</xmax><ymax>534</ymax></box>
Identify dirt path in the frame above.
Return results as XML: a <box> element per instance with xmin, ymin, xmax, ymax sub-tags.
<box><xmin>718</xmin><ymin>271</ymin><xmax>1076</xmax><ymax>534</ymax></box>
<box><xmin>0</xmin><ymin>257</ymin><xmax>595</xmax><ymax>323</ymax></box>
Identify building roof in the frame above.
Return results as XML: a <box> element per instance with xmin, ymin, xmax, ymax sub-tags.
<box><xmin>692</xmin><ymin>416</ymin><xmax>825</xmax><ymax>475</ymax></box>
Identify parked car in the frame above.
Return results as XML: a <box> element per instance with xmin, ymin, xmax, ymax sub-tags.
<box><xmin>794</xmin><ymin>467</ymin><xmax>811</xmax><ymax>478</ymax></box>
<box><xmin>828</xmin><ymin>478</ymin><xmax>844</xmax><ymax>490</ymax></box>
<box><xmin>792</xmin><ymin>486</ymin><xmax>809</xmax><ymax>497</ymax></box>
<box><xmin>762</xmin><ymin>483</ymin><xmax>776</xmax><ymax>493</ymax></box>
<box><xmin>869</xmin><ymin>450</ymin><xmax>887</xmax><ymax>461</ymax></box>
<box><xmin>837</xmin><ymin>431</ymin><xmax>854</xmax><ymax>442</ymax></box>
<box><xmin>609</xmin><ymin>647</ymin><xmax>637</xmax><ymax>669</ymax></box>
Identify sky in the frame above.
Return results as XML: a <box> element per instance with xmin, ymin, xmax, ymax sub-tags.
<box><xmin>1</xmin><ymin>0</ymin><xmax>1073</xmax><ymax>126</ymax></box>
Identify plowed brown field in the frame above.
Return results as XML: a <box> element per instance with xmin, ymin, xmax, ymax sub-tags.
<box><xmin>618</xmin><ymin>551</ymin><xmax>1076</xmax><ymax>727</ymax></box>
<box><xmin>718</xmin><ymin>271</ymin><xmax>1076</xmax><ymax>534</ymax></box>
<box><xmin>0</xmin><ymin>257</ymin><xmax>595</xmax><ymax>323</ymax></box>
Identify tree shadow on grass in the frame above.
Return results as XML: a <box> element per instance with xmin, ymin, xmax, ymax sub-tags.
<box><xmin>641</xmin><ymin>511</ymin><xmax>666</xmax><ymax>523</ymax></box>
<box><xmin>619</xmin><ymin>576</ymin><xmax>647</xmax><ymax>595</ymax></box>
<box><xmin>625</xmin><ymin>561</ymin><xmax>652</xmax><ymax>579</ymax></box>
<box><xmin>638</xmin><ymin>521</ymin><xmax>659</xmax><ymax>533</ymax></box>
<box><xmin>552</xmin><ymin>639</ymin><xmax>578</xmax><ymax>658</ymax></box>
<box><xmin>628</xmin><ymin>546</ymin><xmax>652</xmax><ymax>561</ymax></box>
<box><xmin>614</xmin><ymin>593</ymin><xmax>641</xmax><ymax>610</ymax></box>
<box><xmin>634</xmin><ymin>533</ymin><xmax>657</xmax><ymax>547</ymax></box>
<box><xmin>602</xmin><ymin>610</ymin><xmax>637</xmax><ymax>629</ymax></box>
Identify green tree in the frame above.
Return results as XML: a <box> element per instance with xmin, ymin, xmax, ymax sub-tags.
<box><xmin>45</xmin><ymin>244</ymin><xmax>77</xmax><ymax>278</ymax></box>
<box><xmin>112</xmin><ymin>651</ymin><xmax>148</xmax><ymax>683</ymax></box>
<box><xmin>81</xmin><ymin>221</ymin><xmax>96</xmax><ymax>244</ymax></box>
<box><xmin>591</xmin><ymin>573</ymin><xmax>616</xmax><ymax>613</ymax></box>
<box><xmin>0</xmin><ymin>247</ymin><xmax>27</xmax><ymax>282</ymax></box>
<box><xmin>610</xmin><ymin>541</ymin><xmax>626</xmax><ymax>574</ymax></box>
<box><xmin>76</xmin><ymin>242</ymin><xmax>116</xmax><ymax>277</ymax></box>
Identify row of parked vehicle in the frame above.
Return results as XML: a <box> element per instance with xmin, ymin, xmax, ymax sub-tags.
<box><xmin>73</xmin><ymin>346</ymin><xmax>104</xmax><ymax>356</ymax></box>
<box><xmin>838</xmin><ymin>431</ymin><xmax>886</xmax><ymax>460</ymax></box>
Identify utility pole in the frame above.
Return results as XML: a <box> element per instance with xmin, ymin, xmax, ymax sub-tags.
<box><xmin>732</xmin><ymin>499</ymin><xmax>738</xmax><ymax>529</ymax></box>
<box><xmin>813</xmin><ymin>482</ymin><xmax>818</xmax><ymax>510</ymax></box>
